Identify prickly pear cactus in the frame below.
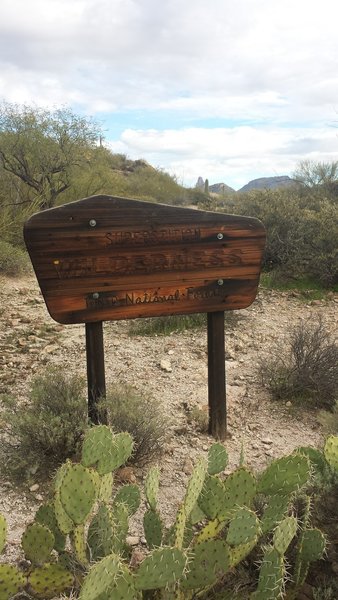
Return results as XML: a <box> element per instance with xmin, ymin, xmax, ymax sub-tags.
<box><xmin>79</xmin><ymin>553</ymin><xmax>121</xmax><ymax>600</ymax></box>
<box><xmin>0</xmin><ymin>564</ymin><xmax>26</xmax><ymax>600</ymax></box>
<box><xmin>144</xmin><ymin>466</ymin><xmax>160</xmax><ymax>510</ymax></box>
<box><xmin>143</xmin><ymin>508</ymin><xmax>163</xmax><ymax>549</ymax></box>
<box><xmin>182</xmin><ymin>539</ymin><xmax>231</xmax><ymax>590</ymax></box>
<box><xmin>71</xmin><ymin>523</ymin><xmax>88</xmax><ymax>566</ymax></box>
<box><xmin>298</xmin><ymin>528</ymin><xmax>326</xmax><ymax>563</ymax></box>
<box><xmin>207</xmin><ymin>442</ymin><xmax>229</xmax><ymax>475</ymax></box>
<box><xmin>0</xmin><ymin>513</ymin><xmax>7</xmax><ymax>553</ymax></box>
<box><xmin>35</xmin><ymin>502</ymin><xmax>66</xmax><ymax>552</ymax></box>
<box><xmin>183</xmin><ymin>456</ymin><xmax>208</xmax><ymax>517</ymax></box>
<box><xmin>111</xmin><ymin>502</ymin><xmax>129</xmax><ymax>555</ymax></box>
<box><xmin>99</xmin><ymin>472</ymin><xmax>114</xmax><ymax>502</ymax></box>
<box><xmin>59</xmin><ymin>463</ymin><xmax>99</xmax><ymax>525</ymax></box>
<box><xmin>28</xmin><ymin>563</ymin><xmax>74</xmax><ymax>599</ymax></box>
<box><xmin>226</xmin><ymin>508</ymin><xmax>260</xmax><ymax>547</ymax></box>
<box><xmin>198</xmin><ymin>475</ymin><xmax>227</xmax><ymax>520</ymax></box>
<box><xmin>222</xmin><ymin>467</ymin><xmax>257</xmax><ymax>516</ymax></box>
<box><xmin>99</xmin><ymin>565</ymin><xmax>140</xmax><ymax>600</ymax></box>
<box><xmin>81</xmin><ymin>425</ymin><xmax>116</xmax><ymax>475</ymax></box>
<box><xmin>260</xmin><ymin>495</ymin><xmax>290</xmax><ymax>535</ymax></box>
<box><xmin>273</xmin><ymin>516</ymin><xmax>298</xmax><ymax>556</ymax></box>
<box><xmin>113</xmin><ymin>484</ymin><xmax>141</xmax><ymax>515</ymax></box>
<box><xmin>258</xmin><ymin>454</ymin><xmax>310</xmax><ymax>496</ymax></box>
<box><xmin>87</xmin><ymin>503</ymin><xmax>114</xmax><ymax>561</ymax></box>
<box><xmin>251</xmin><ymin>546</ymin><xmax>285</xmax><ymax>600</ymax></box>
<box><xmin>134</xmin><ymin>547</ymin><xmax>186</xmax><ymax>590</ymax></box>
<box><xmin>323</xmin><ymin>435</ymin><xmax>338</xmax><ymax>471</ymax></box>
<box><xmin>21</xmin><ymin>522</ymin><xmax>54</xmax><ymax>565</ymax></box>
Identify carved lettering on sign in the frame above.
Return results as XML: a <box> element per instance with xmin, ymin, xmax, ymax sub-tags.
<box><xmin>54</xmin><ymin>250</ymin><xmax>242</xmax><ymax>279</ymax></box>
<box><xmin>104</xmin><ymin>227</ymin><xmax>201</xmax><ymax>246</ymax></box>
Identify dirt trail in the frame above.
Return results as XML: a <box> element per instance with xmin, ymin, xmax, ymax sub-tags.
<box><xmin>0</xmin><ymin>274</ymin><xmax>337</xmax><ymax>558</ymax></box>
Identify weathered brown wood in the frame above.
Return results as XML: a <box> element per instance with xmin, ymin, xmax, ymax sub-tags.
<box><xmin>207</xmin><ymin>311</ymin><xmax>226</xmax><ymax>440</ymax></box>
<box><xmin>85</xmin><ymin>321</ymin><xmax>107</xmax><ymax>424</ymax></box>
<box><xmin>24</xmin><ymin>195</ymin><xmax>266</xmax><ymax>325</ymax></box>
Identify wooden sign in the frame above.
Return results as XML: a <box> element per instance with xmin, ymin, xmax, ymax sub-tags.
<box><xmin>24</xmin><ymin>195</ymin><xmax>266</xmax><ymax>325</ymax></box>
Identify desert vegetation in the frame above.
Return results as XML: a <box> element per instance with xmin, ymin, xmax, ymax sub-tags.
<box><xmin>0</xmin><ymin>101</ymin><xmax>337</xmax><ymax>598</ymax></box>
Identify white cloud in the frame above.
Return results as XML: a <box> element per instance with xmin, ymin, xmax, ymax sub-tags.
<box><xmin>1</xmin><ymin>0</ymin><xmax>338</xmax><ymax>185</ymax></box>
<box><xmin>108</xmin><ymin>126</ymin><xmax>338</xmax><ymax>189</ymax></box>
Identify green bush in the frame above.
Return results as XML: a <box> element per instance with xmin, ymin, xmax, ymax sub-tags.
<box><xmin>0</xmin><ymin>240</ymin><xmax>30</xmax><ymax>275</ymax></box>
<box><xmin>260</xmin><ymin>319</ymin><xmax>338</xmax><ymax>409</ymax></box>
<box><xmin>100</xmin><ymin>384</ymin><xmax>168</xmax><ymax>466</ymax></box>
<box><xmin>129</xmin><ymin>313</ymin><xmax>206</xmax><ymax>336</ymax></box>
<box><xmin>0</xmin><ymin>368</ymin><xmax>88</xmax><ymax>480</ymax></box>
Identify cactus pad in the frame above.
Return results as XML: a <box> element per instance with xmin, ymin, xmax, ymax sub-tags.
<box><xmin>54</xmin><ymin>493</ymin><xmax>74</xmax><ymax>535</ymax></box>
<box><xmin>226</xmin><ymin>508</ymin><xmax>260</xmax><ymax>547</ymax></box>
<box><xmin>222</xmin><ymin>468</ymin><xmax>257</xmax><ymax>516</ymax></box>
<box><xmin>143</xmin><ymin>508</ymin><xmax>163</xmax><ymax>549</ymax></box>
<box><xmin>196</xmin><ymin>518</ymin><xmax>225</xmax><ymax>544</ymax></box>
<box><xmin>111</xmin><ymin>502</ymin><xmax>129</xmax><ymax>555</ymax></box>
<box><xmin>261</xmin><ymin>495</ymin><xmax>290</xmax><ymax>535</ymax></box>
<box><xmin>22</xmin><ymin>522</ymin><xmax>54</xmax><ymax>564</ymax></box>
<box><xmin>183</xmin><ymin>456</ymin><xmax>208</xmax><ymax>518</ymax></box>
<box><xmin>134</xmin><ymin>547</ymin><xmax>186</xmax><ymax>590</ymax></box>
<box><xmin>99</xmin><ymin>472</ymin><xmax>114</xmax><ymax>502</ymax></box>
<box><xmin>0</xmin><ymin>513</ymin><xmax>7</xmax><ymax>553</ymax></box>
<box><xmin>173</xmin><ymin>505</ymin><xmax>187</xmax><ymax>550</ymax></box>
<box><xmin>144</xmin><ymin>466</ymin><xmax>160</xmax><ymax>510</ymax></box>
<box><xmin>208</xmin><ymin>443</ymin><xmax>229</xmax><ymax>475</ymax></box>
<box><xmin>182</xmin><ymin>539</ymin><xmax>231</xmax><ymax>590</ymax></box>
<box><xmin>35</xmin><ymin>503</ymin><xmax>66</xmax><ymax>552</ymax></box>
<box><xmin>258</xmin><ymin>454</ymin><xmax>310</xmax><ymax>496</ymax></box>
<box><xmin>59</xmin><ymin>463</ymin><xmax>98</xmax><ymax>525</ymax></box>
<box><xmin>0</xmin><ymin>565</ymin><xmax>25</xmax><ymax>600</ymax></box>
<box><xmin>273</xmin><ymin>516</ymin><xmax>298</xmax><ymax>555</ymax></box>
<box><xmin>28</xmin><ymin>563</ymin><xmax>74</xmax><ymax>598</ymax></box>
<box><xmin>81</xmin><ymin>425</ymin><xmax>116</xmax><ymax>474</ymax></box>
<box><xmin>252</xmin><ymin>546</ymin><xmax>285</xmax><ymax>600</ymax></box>
<box><xmin>230</xmin><ymin>537</ymin><xmax>258</xmax><ymax>567</ymax></box>
<box><xmin>323</xmin><ymin>435</ymin><xmax>338</xmax><ymax>471</ymax></box>
<box><xmin>71</xmin><ymin>524</ymin><xmax>88</xmax><ymax>566</ymax></box>
<box><xmin>198</xmin><ymin>475</ymin><xmax>227</xmax><ymax>520</ymax></box>
<box><xmin>79</xmin><ymin>553</ymin><xmax>121</xmax><ymax>600</ymax></box>
<box><xmin>299</xmin><ymin>528</ymin><xmax>326</xmax><ymax>562</ymax></box>
<box><xmin>88</xmin><ymin>503</ymin><xmax>114</xmax><ymax>561</ymax></box>
<box><xmin>113</xmin><ymin>484</ymin><xmax>141</xmax><ymax>515</ymax></box>
<box><xmin>99</xmin><ymin>566</ymin><xmax>139</xmax><ymax>600</ymax></box>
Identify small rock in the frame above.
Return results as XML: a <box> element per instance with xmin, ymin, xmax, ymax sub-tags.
<box><xmin>29</xmin><ymin>484</ymin><xmax>39</xmax><ymax>492</ymax></box>
<box><xmin>43</xmin><ymin>344</ymin><xmax>59</xmax><ymax>354</ymax></box>
<box><xmin>183</xmin><ymin>458</ymin><xmax>194</xmax><ymax>475</ymax></box>
<box><xmin>285</xmin><ymin>401</ymin><xmax>292</xmax><ymax>407</ymax></box>
<box><xmin>116</xmin><ymin>467</ymin><xmax>136</xmax><ymax>483</ymax></box>
<box><xmin>126</xmin><ymin>536</ymin><xmax>140</xmax><ymax>546</ymax></box>
<box><xmin>35</xmin><ymin>494</ymin><xmax>44</xmax><ymax>502</ymax></box>
<box><xmin>202</xmin><ymin>445</ymin><xmax>208</xmax><ymax>451</ymax></box>
<box><xmin>112</xmin><ymin>339</ymin><xmax>121</xmax><ymax>347</ymax></box>
<box><xmin>261</xmin><ymin>438</ymin><xmax>273</xmax><ymax>445</ymax></box>
<box><xmin>167</xmin><ymin>349</ymin><xmax>174</xmax><ymax>355</ymax></box>
<box><xmin>160</xmin><ymin>359</ymin><xmax>172</xmax><ymax>372</ymax></box>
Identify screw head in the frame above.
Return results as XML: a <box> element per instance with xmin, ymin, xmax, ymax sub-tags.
<box><xmin>217</xmin><ymin>233</ymin><xmax>224</xmax><ymax>240</ymax></box>
<box><xmin>217</xmin><ymin>279</ymin><xmax>224</xmax><ymax>286</ymax></box>
<box><xmin>92</xmin><ymin>292</ymin><xmax>100</xmax><ymax>299</ymax></box>
<box><xmin>89</xmin><ymin>219</ymin><xmax>97</xmax><ymax>227</ymax></box>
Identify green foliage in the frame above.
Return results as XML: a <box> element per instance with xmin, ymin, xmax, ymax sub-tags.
<box><xmin>129</xmin><ymin>313</ymin><xmax>206</xmax><ymax>335</ymax></box>
<box><xmin>1</xmin><ymin>429</ymin><xmax>335</xmax><ymax>599</ymax></box>
<box><xmin>0</xmin><ymin>239</ymin><xmax>30</xmax><ymax>275</ymax></box>
<box><xmin>260</xmin><ymin>318</ymin><xmax>338</xmax><ymax>410</ymax></box>
<box><xmin>221</xmin><ymin>185</ymin><xmax>338</xmax><ymax>287</ymax></box>
<box><xmin>0</xmin><ymin>367</ymin><xmax>87</xmax><ymax>480</ymax></box>
<box><xmin>101</xmin><ymin>384</ymin><xmax>168</xmax><ymax>466</ymax></box>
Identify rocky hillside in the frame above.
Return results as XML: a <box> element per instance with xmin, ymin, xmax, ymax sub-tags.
<box><xmin>237</xmin><ymin>175</ymin><xmax>295</xmax><ymax>192</ymax></box>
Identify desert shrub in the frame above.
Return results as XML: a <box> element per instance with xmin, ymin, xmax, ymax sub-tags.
<box><xmin>129</xmin><ymin>313</ymin><xmax>206</xmax><ymax>335</ymax></box>
<box><xmin>318</xmin><ymin>402</ymin><xmax>338</xmax><ymax>434</ymax></box>
<box><xmin>100</xmin><ymin>384</ymin><xmax>168</xmax><ymax>466</ymax></box>
<box><xmin>0</xmin><ymin>240</ymin><xmax>30</xmax><ymax>275</ymax></box>
<box><xmin>188</xmin><ymin>405</ymin><xmax>209</xmax><ymax>433</ymax></box>
<box><xmin>221</xmin><ymin>188</ymin><xmax>338</xmax><ymax>286</ymax></box>
<box><xmin>0</xmin><ymin>368</ymin><xmax>88</xmax><ymax>480</ymax></box>
<box><xmin>260</xmin><ymin>319</ymin><xmax>338</xmax><ymax>409</ymax></box>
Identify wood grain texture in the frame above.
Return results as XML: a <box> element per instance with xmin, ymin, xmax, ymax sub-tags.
<box><xmin>24</xmin><ymin>195</ymin><xmax>266</xmax><ymax>324</ymax></box>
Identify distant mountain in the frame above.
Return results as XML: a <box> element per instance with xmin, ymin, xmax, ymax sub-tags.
<box><xmin>237</xmin><ymin>176</ymin><xmax>295</xmax><ymax>193</ymax></box>
<box><xmin>209</xmin><ymin>182</ymin><xmax>235</xmax><ymax>194</ymax></box>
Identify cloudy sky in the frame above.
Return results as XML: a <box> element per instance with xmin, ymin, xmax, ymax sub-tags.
<box><xmin>1</xmin><ymin>0</ymin><xmax>338</xmax><ymax>189</ymax></box>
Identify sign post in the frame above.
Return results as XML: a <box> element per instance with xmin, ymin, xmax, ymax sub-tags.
<box><xmin>24</xmin><ymin>195</ymin><xmax>265</xmax><ymax>440</ymax></box>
